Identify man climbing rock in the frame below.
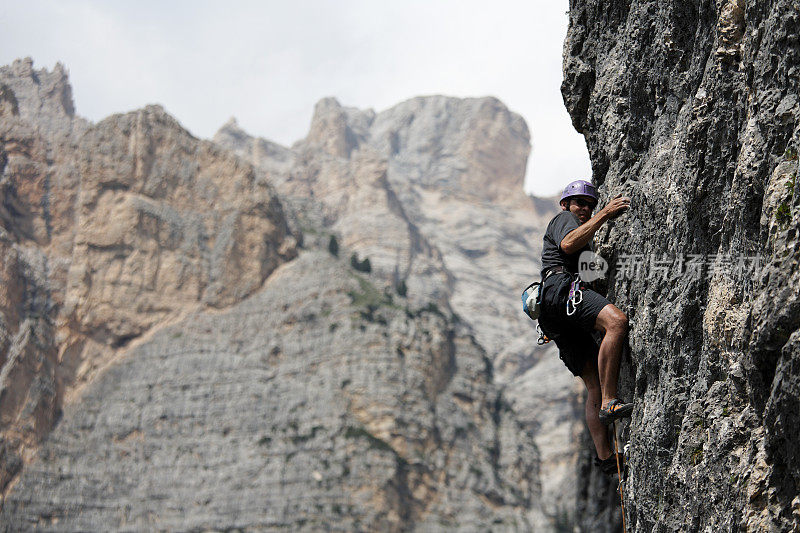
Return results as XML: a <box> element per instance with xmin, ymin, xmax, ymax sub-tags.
<box><xmin>538</xmin><ymin>179</ymin><xmax>633</xmax><ymax>475</ymax></box>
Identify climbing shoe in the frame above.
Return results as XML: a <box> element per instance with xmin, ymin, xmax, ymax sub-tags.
<box><xmin>595</xmin><ymin>453</ymin><xmax>625</xmax><ymax>476</ymax></box>
<box><xmin>598</xmin><ymin>399</ymin><xmax>634</xmax><ymax>425</ymax></box>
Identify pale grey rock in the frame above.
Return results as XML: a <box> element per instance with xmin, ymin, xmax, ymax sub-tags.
<box><xmin>505</xmin><ymin>348</ymin><xmax>585</xmax><ymax>524</ymax></box>
<box><xmin>0</xmin><ymin>58</ymin><xmax>561</xmax><ymax>531</ymax></box>
<box><xmin>214</xmin><ymin>117</ymin><xmax>296</xmax><ymax>176</ymax></box>
<box><xmin>0</xmin><ymin>61</ymin><xmax>298</xmax><ymax>512</ymax></box>
<box><xmin>0</xmin><ymin>57</ymin><xmax>88</xmax><ymax>144</ymax></box>
<box><xmin>214</xmin><ymin>96</ymin><xmax>560</xmax><ymax>383</ymax></box>
<box><xmin>368</xmin><ymin>96</ymin><xmax>530</xmax><ymax>205</ymax></box>
<box><xmin>213</xmin><ymin>96</ymin><xmax>582</xmax><ymax>527</ymax></box>
<box><xmin>2</xmin><ymin>251</ymin><xmax>540</xmax><ymax>532</ymax></box>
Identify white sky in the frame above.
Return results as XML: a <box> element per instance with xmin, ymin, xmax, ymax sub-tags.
<box><xmin>0</xmin><ymin>0</ymin><xmax>590</xmax><ymax>196</ymax></box>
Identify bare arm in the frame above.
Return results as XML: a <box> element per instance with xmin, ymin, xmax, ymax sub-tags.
<box><xmin>560</xmin><ymin>212</ymin><xmax>608</xmax><ymax>254</ymax></box>
<box><xmin>560</xmin><ymin>196</ymin><xmax>630</xmax><ymax>254</ymax></box>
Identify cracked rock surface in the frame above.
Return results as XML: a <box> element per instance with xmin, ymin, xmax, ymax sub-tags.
<box><xmin>563</xmin><ymin>0</ymin><xmax>800</xmax><ymax>530</ymax></box>
<box><xmin>0</xmin><ymin>58</ymin><xmax>296</xmax><ymax>526</ymax></box>
<box><xmin>0</xmin><ymin>58</ymin><xmax>577</xmax><ymax>530</ymax></box>
<box><xmin>2</xmin><ymin>251</ymin><xmax>541</xmax><ymax>531</ymax></box>
<box><xmin>216</xmin><ymin>96</ymin><xmax>586</xmax><ymax>525</ymax></box>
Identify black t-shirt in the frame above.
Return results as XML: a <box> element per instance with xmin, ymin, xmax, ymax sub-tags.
<box><xmin>540</xmin><ymin>210</ymin><xmax>591</xmax><ymax>274</ymax></box>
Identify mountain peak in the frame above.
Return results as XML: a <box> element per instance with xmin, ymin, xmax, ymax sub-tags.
<box><xmin>303</xmin><ymin>97</ymin><xmax>375</xmax><ymax>157</ymax></box>
<box><xmin>0</xmin><ymin>57</ymin><xmax>83</xmax><ymax>140</ymax></box>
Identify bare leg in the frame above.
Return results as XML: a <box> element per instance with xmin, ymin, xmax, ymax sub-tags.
<box><xmin>580</xmin><ymin>357</ymin><xmax>612</xmax><ymax>460</ymax></box>
<box><xmin>593</xmin><ymin>304</ymin><xmax>629</xmax><ymax>408</ymax></box>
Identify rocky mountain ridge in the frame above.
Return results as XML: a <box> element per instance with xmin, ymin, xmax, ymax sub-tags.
<box><xmin>0</xmin><ymin>58</ymin><xmax>578</xmax><ymax>530</ymax></box>
<box><xmin>215</xmin><ymin>94</ymin><xmax>584</xmax><ymax>523</ymax></box>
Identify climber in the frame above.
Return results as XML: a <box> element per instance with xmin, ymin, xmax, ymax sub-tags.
<box><xmin>537</xmin><ymin>179</ymin><xmax>633</xmax><ymax>475</ymax></box>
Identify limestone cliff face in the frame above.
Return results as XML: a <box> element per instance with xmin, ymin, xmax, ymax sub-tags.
<box><xmin>2</xmin><ymin>251</ymin><xmax>541</xmax><ymax>531</ymax></box>
<box><xmin>215</xmin><ymin>97</ymin><xmax>585</xmax><ymax>524</ymax></box>
<box><xmin>0</xmin><ymin>60</ymin><xmax>568</xmax><ymax>530</ymax></box>
<box><xmin>66</xmin><ymin>106</ymin><xmax>296</xmax><ymax>342</ymax></box>
<box><xmin>0</xmin><ymin>59</ymin><xmax>297</xmax><ymax>514</ymax></box>
<box><xmin>218</xmin><ymin>95</ymin><xmax>556</xmax><ymax>371</ymax></box>
<box><xmin>563</xmin><ymin>0</ymin><xmax>800</xmax><ymax>530</ymax></box>
<box><xmin>0</xmin><ymin>58</ymin><xmax>86</xmax><ymax>144</ymax></box>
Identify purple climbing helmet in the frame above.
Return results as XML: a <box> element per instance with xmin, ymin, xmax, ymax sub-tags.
<box><xmin>559</xmin><ymin>179</ymin><xmax>598</xmax><ymax>205</ymax></box>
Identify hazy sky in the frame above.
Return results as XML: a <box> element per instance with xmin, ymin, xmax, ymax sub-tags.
<box><xmin>0</xmin><ymin>1</ymin><xmax>591</xmax><ymax>196</ymax></box>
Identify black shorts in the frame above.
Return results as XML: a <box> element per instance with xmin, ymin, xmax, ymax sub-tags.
<box><xmin>537</xmin><ymin>272</ymin><xmax>611</xmax><ymax>376</ymax></box>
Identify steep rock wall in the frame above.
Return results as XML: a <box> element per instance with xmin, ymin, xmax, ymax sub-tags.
<box><xmin>1</xmin><ymin>251</ymin><xmax>542</xmax><ymax>531</ymax></box>
<box><xmin>0</xmin><ymin>60</ymin><xmax>297</xmax><ymax>506</ymax></box>
<box><xmin>563</xmin><ymin>0</ymin><xmax>800</xmax><ymax>530</ymax></box>
<box><xmin>0</xmin><ymin>60</ymin><xmax>559</xmax><ymax>530</ymax></box>
<box><xmin>215</xmin><ymin>98</ymin><xmax>585</xmax><ymax>524</ymax></box>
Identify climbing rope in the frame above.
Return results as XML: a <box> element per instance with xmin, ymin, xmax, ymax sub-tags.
<box><xmin>613</xmin><ymin>420</ymin><xmax>627</xmax><ymax>533</ymax></box>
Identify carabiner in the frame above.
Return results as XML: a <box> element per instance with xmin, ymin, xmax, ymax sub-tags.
<box><xmin>567</xmin><ymin>276</ymin><xmax>583</xmax><ymax>316</ymax></box>
<box><xmin>536</xmin><ymin>324</ymin><xmax>551</xmax><ymax>345</ymax></box>
<box><xmin>573</xmin><ymin>289</ymin><xmax>583</xmax><ymax>305</ymax></box>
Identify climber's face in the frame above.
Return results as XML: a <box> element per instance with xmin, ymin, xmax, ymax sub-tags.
<box><xmin>562</xmin><ymin>195</ymin><xmax>596</xmax><ymax>224</ymax></box>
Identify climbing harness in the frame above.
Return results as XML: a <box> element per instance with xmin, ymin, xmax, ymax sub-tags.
<box><xmin>566</xmin><ymin>274</ymin><xmax>583</xmax><ymax>316</ymax></box>
<box><xmin>612</xmin><ymin>420</ymin><xmax>627</xmax><ymax>533</ymax></box>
